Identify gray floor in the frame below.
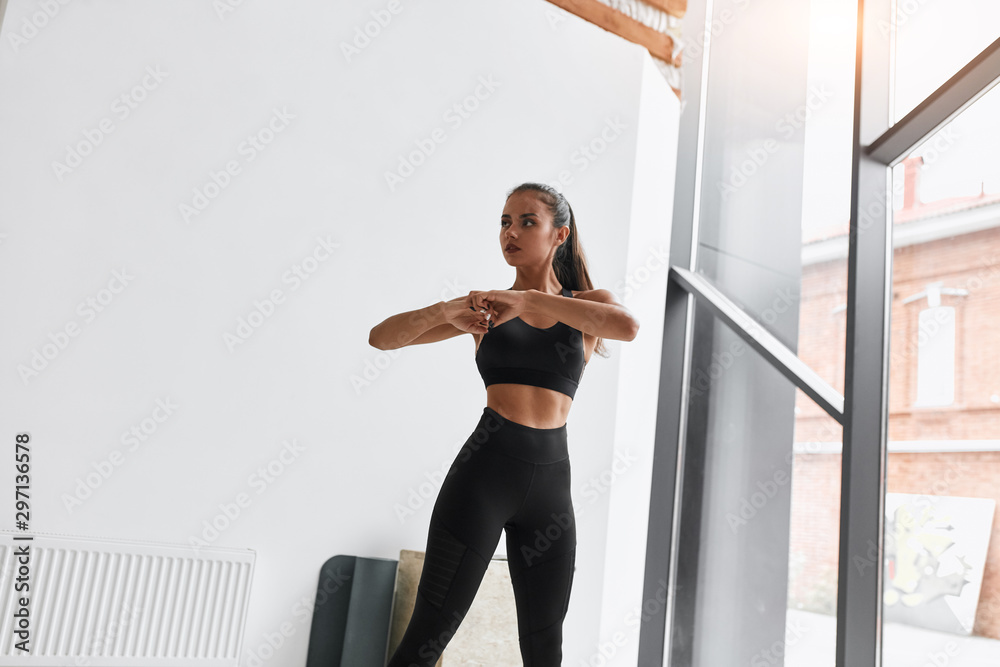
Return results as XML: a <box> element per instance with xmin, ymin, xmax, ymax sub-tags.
<box><xmin>784</xmin><ymin>609</ymin><xmax>1000</xmax><ymax>666</ymax></box>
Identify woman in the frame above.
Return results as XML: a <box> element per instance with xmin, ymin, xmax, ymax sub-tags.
<box><xmin>369</xmin><ymin>182</ymin><xmax>639</xmax><ymax>666</ymax></box>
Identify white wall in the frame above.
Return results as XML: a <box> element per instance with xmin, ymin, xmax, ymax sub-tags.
<box><xmin>596</xmin><ymin>53</ymin><xmax>678</xmax><ymax>665</ymax></box>
<box><xmin>0</xmin><ymin>0</ymin><xmax>678</xmax><ymax>663</ymax></box>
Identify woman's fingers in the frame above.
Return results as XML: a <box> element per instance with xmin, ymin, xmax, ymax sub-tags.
<box><xmin>465</xmin><ymin>291</ymin><xmax>500</xmax><ymax>329</ymax></box>
<box><xmin>467</xmin><ymin>302</ymin><xmax>492</xmax><ymax>327</ymax></box>
<box><xmin>470</xmin><ymin>293</ymin><xmax>490</xmax><ymax>315</ymax></box>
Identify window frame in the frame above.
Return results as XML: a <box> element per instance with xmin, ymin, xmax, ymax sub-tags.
<box><xmin>638</xmin><ymin>0</ymin><xmax>1000</xmax><ymax>664</ymax></box>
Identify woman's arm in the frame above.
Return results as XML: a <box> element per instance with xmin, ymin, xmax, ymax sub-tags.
<box><xmin>369</xmin><ymin>301</ymin><xmax>452</xmax><ymax>350</ymax></box>
<box><xmin>369</xmin><ymin>294</ymin><xmax>492</xmax><ymax>350</ymax></box>
<box><xmin>526</xmin><ymin>288</ymin><xmax>639</xmax><ymax>341</ymax></box>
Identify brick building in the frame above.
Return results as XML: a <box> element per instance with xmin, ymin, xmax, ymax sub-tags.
<box><xmin>791</xmin><ymin>156</ymin><xmax>1000</xmax><ymax>639</ymax></box>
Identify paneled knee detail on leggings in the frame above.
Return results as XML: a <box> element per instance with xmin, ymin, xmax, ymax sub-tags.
<box><xmin>386</xmin><ymin>406</ymin><xmax>577</xmax><ymax>667</ymax></box>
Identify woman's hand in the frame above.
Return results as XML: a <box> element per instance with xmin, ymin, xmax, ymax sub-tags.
<box><xmin>472</xmin><ymin>290</ymin><xmax>527</xmax><ymax>328</ymax></box>
<box><xmin>442</xmin><ymin>292</ymin><xmax>498</xmax><ymax>334</ymax></box>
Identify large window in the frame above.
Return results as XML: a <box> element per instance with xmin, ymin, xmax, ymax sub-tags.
<box><xmin>884</xmin><ymin>83</ymin><xmax>1000</xmax><ymax>665</ymax></box>
<box><xmin>639</xmin><ymin>0</ymin><xmax>1000</xmax><ymax>665</ymax></box>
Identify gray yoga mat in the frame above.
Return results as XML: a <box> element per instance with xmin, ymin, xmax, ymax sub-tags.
<box><xmin>305</xmin><ymin>554</ymin><xmax>399</xmax><ymax>666</ymax></box>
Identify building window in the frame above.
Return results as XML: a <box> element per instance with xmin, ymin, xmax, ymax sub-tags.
<box><xmin>914</xmin><ymin>305</ymin><xmax>956</xmax><ymax>407</ymax></box>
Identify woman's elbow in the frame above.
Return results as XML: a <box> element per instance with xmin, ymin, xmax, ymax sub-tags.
<box><xmin>369</xmin><ymin>327</ymin><xmax>387</xmax><ymax>350</ymax></box>
<box><xmin>625</xmin><ymin>316</ymin><xmax>640</xmax><ymax>342</ymax></box>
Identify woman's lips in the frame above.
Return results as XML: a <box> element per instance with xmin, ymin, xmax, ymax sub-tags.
<box><xmin>505</xmin><ymin>245</ymin><xmax>520</xmax><ymax>253</ymax></box>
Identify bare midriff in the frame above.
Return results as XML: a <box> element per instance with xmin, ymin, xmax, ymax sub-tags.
<box><xmin>485</xmin><ymin>384</ymin><xmax>573</xmax><ymax>429</ymax></box>
<box><xmin>474</xmin><ymin>323</ymin><xmax>595</xmax><ymax>429</ymax></box>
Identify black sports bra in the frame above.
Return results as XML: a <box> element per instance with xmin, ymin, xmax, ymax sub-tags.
<box><xmin>475</xmin><ymin>285</ymin><xmax>587</xmax><ymax>399</ymax></box>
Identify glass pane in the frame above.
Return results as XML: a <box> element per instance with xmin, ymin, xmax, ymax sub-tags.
<box><xmin>670</xmin><ymin>298</ymin><xmax>842</xmax><ymax>666</ymax></box>
<box><xmin>893</xmin><ymin>1</ymin><xmax>1000</xmax><ymax>122</ymax></box>
<box><xmin>696</xmin><ymin>0</ymin><xmax>857</xmax><ymax>396</ymax></box>
<box><xmin>883</xmin><ymin>81</ymin><xmax>1000</xmax><ymax>663</ymax></box>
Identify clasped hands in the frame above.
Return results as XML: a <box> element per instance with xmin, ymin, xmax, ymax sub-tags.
<box><xmin>444</xmin><ymin>290</ymin><xmax>530</xmax><ymax>334</ymax></box>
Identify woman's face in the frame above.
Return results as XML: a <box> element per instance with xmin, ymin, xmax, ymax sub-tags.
<box><xmin>500</xmin><ymin>191</ymin><xmax>566</xmax><ymax>266</ymax></box>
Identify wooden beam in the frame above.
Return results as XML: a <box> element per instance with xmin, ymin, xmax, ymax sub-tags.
<box><xmin>546</xmin><ymin>0</ymin><xmax>676</xmax><ymax>65</ymax></box>
<box><xmin>643</xmin><ymin>0</ymin><xmax>687</xmax><ymax>19</ymax></box>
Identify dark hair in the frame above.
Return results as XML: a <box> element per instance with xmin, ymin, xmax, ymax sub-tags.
<box><xmin>506</xmin><ymin>182</ymin><xmax>609</xmax><ymax>359</ymax></box>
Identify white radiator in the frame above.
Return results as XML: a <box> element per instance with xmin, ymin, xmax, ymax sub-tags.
<box><xmin>0</xmin><ymin>531</ymin><xmax>255</xmax><ymax>666</ymax></box>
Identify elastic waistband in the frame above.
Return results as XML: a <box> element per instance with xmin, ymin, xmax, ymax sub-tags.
<box><xmin>470</xmin><ymin>406</ymin><xmax>568</xmax><ymax>463</ymax></box>
<box><xmin>483</xmin><ymin>406</ymin><xmax>566</xmax><ymax>433</ymax></box>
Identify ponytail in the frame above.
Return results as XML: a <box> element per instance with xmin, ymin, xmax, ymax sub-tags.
<box><xmin>506</xmin><ymin>183</ymin><xmax>609</xmax><ymax>359</ymax></box>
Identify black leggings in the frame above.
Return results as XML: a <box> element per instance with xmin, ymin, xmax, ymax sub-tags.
<box><xmin>386</xmin><ymin>406</ymin><xmax>576</xmax><ymax>667</ymax></box>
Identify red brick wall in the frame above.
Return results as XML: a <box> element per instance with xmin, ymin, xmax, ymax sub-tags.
<box><xmin>787</xmin><ymin>451</ymin><xmax>840</xmax><ymax>616</ymax></box>
<box><xmin>790</xmin><ymin>221</ymin><xmax>1000</xmax><ymax>638</ymax></box>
